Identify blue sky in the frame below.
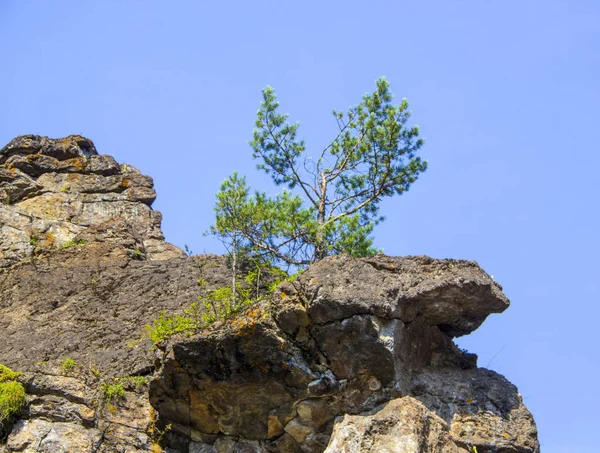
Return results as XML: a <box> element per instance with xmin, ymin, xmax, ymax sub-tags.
<box><xmin>1</xmin><ymin>1</ymin><xmax>598</xmax><ymax>450</ymax></box>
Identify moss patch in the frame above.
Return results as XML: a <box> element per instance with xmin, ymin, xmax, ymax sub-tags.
<box><xmin>0</xmin><ymin>364</ymin><xmax>25</xmax><ymax>425</ymax></box>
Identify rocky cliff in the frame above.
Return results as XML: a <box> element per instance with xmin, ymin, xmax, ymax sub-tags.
<box><xmin>0</xmin><ymin>136</ymin><xmax>539</xmax><ymax>453</ymax></box>
<box><xmin>0</xmin><ymin>134</ymin><xmax>183</xmax><ymax>267</ymax></box>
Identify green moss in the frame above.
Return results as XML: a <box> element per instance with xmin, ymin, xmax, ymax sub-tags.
<box><xmin>0</xmin><ymin>364</ymin><xmax>21</xmax><ymax>383</ymax></box>
<box><xmin>0</xmin><ymin>364</ymin><xmax>25</xmax><ymax>424</ymax></box>
<box><xmin>0</xmin><ymin>381</ymin><xmax>25</xmax><ymax>423</ymax></box>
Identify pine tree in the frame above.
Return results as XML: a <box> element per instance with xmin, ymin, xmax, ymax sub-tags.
<box><xmin>212</xmin><ymin>77</ymin><xmax>427</xmax><ymax>267</ymax></box>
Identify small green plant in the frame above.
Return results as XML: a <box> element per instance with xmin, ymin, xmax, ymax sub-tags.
<box><xmin>126</xmin><ymin>337</ymin><xmax>141</xmax><ymax>348</ymax></box>
<box><xmin>89</xmin><ymin>366</ymin><xmax>101</xmax><ymax>379</ymax></box>
<box><xmin>148</xmin><ymin>421</ymin><xmax>172</xmax><ymax>451</ymax></box>
<box><xmin>60</xmin><ymin>185</ymin><xmax>70</xmax><ymax>193</ymax></box>
<box><xmin>118</xmin><ymin>375</ymin><xmax>148</xmax><ymax>391</ymax></box>
<box><xmin>0</xmin><ymin>364</ymin><xmax>25</xmax><ymax>425</ymax></box>
<box><xmin>61</xmin><ymin>358</ymin><xmax>76</xmax><ymax>372</ymax></box>
<box><xmin>144</xmin><ymin>262</ymin><xmax>296</xmax><ymax>344</ymax></box>
<box><xmin>102</xmin><ymin>382</ymin><xmax>126</xmax><ymax>404</ymax></box>
<box><xmin>29</xmin><ymin>234</ymin><xmax>40</xmax><ymax>247</ymax></box>
<box><xmin>130</xmin><ymin>248</ymin><xmax>145</xmax><ymax>260</ymax></box>
<box><xmin>145</xmin><ymin>310</ymin><xmax>199</xmax><ymax>344</ymax></box>
<box><xmin>0</xmin><ymin>381</ymin><xmax>26</xmax><ymax>424</ymax></box>
<box><xmin>61</xmin><ymin>239</ymin><xmax>75</xmax><ymax>248</ymax></box>
<box><xmin>61</xmin><ymin>238</ymin><xmax>88</xmax><ymax>249</ymax></box>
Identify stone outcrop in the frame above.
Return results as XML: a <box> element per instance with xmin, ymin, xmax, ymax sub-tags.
<box><xmin>0</xmin><ymin>135</ymin><xmax>183</xmax><ymax>268</ymax></box>
<box><xmin>150</xmin><ymin>255</ymin><xmax>538</xmax><ymax>453</ymax></box>
<box><xmin>0</xmin><ymin>135</ymin><xmax>539</xmax><ymax>452</ymax></box>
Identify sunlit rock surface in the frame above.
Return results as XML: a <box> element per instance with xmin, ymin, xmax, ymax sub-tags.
<box><xmin>0</xmin><ymin>135</ymin><xmax>538</xmax><ymax>452</ymax></box>
<box><xmin>0</xmin><ymin>135</ymin><xmax>183</xmax><ymax>268</ymax></box>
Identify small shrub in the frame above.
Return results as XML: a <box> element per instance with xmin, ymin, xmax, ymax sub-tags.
<box><xmin>118</xmin><ymin>375</ymin><xmax>148</xmax><ymax>391</ymax></box>
<box><xmin>0</xmin><ymin>364</ymin><xmax>25</xmax><ymax>425</ymax></box>
<box><xmin>61</xmin><ymin>358</ymin><xmax>76</xmax><ymax>372</ymax></box>
<box><xmin>102</xmin><ymin>382</ymin><xmax>126</xmax><ymax>404</ymax></box>
<box><xmin>149</xmin><ymin>422</ymin><xmax>171</xmax><ymax>446</ymax></box>
<box><xmin>0</xmin><ymin>381</ymin><xmax>26</xmax><ymax>424</ymax></box>
<box><xmin>145</xmin><ymin>311</ymin><xmax>198</xmax><ymax>344</ymax></box>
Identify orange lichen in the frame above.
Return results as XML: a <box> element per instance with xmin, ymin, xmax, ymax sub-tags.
<box><xmin>43</xmin><ymin>232</ymin><xmax>56</xmax><ymax>249</ymax></box>
<box><xmin>70</xmin><ymin>157</ymin><xmax>87</xmax><ymax>170</ymax></box>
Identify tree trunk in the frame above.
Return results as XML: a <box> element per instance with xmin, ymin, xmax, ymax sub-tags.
<box><xmin>231</xmin><ymin>235</ymin><xmax>237</xmax><ymax>307</ymax></box>
<box><xmin>314</xmin><ymin>172</ymin><xmax>328</xmax><ymax>262</ymax></box>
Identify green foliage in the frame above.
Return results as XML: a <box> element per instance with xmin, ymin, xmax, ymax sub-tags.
<box><xmin>0</xmin><ymin>381</ymin><xmax>25</xmax><ymax>424</ymax></box>
<box><xmin>0</xmin><ymin>364</ymin><xmax>25</xmax><ymax>424</ymax></box>
<box><xmin>145</xmin><ymin>311</ymin><xmax>199</xmax><ymax>344</ymax></box>
<box><xmin>131</xmin><ymin>249</ymin><xmax>144</xmax><ymax>259</ymax></box>
<box><xmin>102</xmin><ymin>382</ymin><xmax>126</xmax><ymax>404</ymax></box>
<box><xmin>0</xmin><ymin>365</ymin><xmax>21</xmax><ymax>383</ymax></box>
<box><xmin>145</xmin><ymin>264</ymin><xmax>291</xmax><ymax>344</ymax></box>
<box><xmin>60</xmin><ymin>238</ymin><xmax>88</xmax><ymax>249</ymax></box>
<box><xmin>118</xmin><ymin>375</ymin><xmax>148</xmax><ymax>390</ymax></box>
<box><xmin>61</xmin><ymin>358</ymin><xmax>76</xmax><ymax>372</ymax></box>
<box><xmin>212</xmin><ymin>77</ymin><xmax>427</xmax><ymax>266</ymax></box>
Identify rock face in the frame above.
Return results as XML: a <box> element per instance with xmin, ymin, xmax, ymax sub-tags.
<box><xmin>150</xmin><ymin>255</ymin><xmax>538</xmax><ymax>453</ymax></box>
<box><xmin>0</xmin><ymin>135</ymin><xmax>539</xmax><ymax>452</ymax></box>
<box><xmin>0</xmin><ymin>134</ymin><xmax>183</xmax><ymax>268</ymax></box>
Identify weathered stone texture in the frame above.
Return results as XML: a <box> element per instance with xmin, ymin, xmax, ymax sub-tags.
<box><xmin>0</xmin><ymin>134</ymin><xmax>183</xmax><ymax>267</ymax></box>
<box><xmin>150</xmin><ymin>255</ymin><xmax>538</xmax><ymax>453</ymax></box>
<box><xmin>0</xmin><ymin>135</ymin><xmax>538</xmax><ymax>452</ymax></box>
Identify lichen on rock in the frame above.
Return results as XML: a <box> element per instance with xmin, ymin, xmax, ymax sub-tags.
<box><xmin>0</xmin><ymin>134</ymin><xmax>183</xmax><ymax>268</ymax></box>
